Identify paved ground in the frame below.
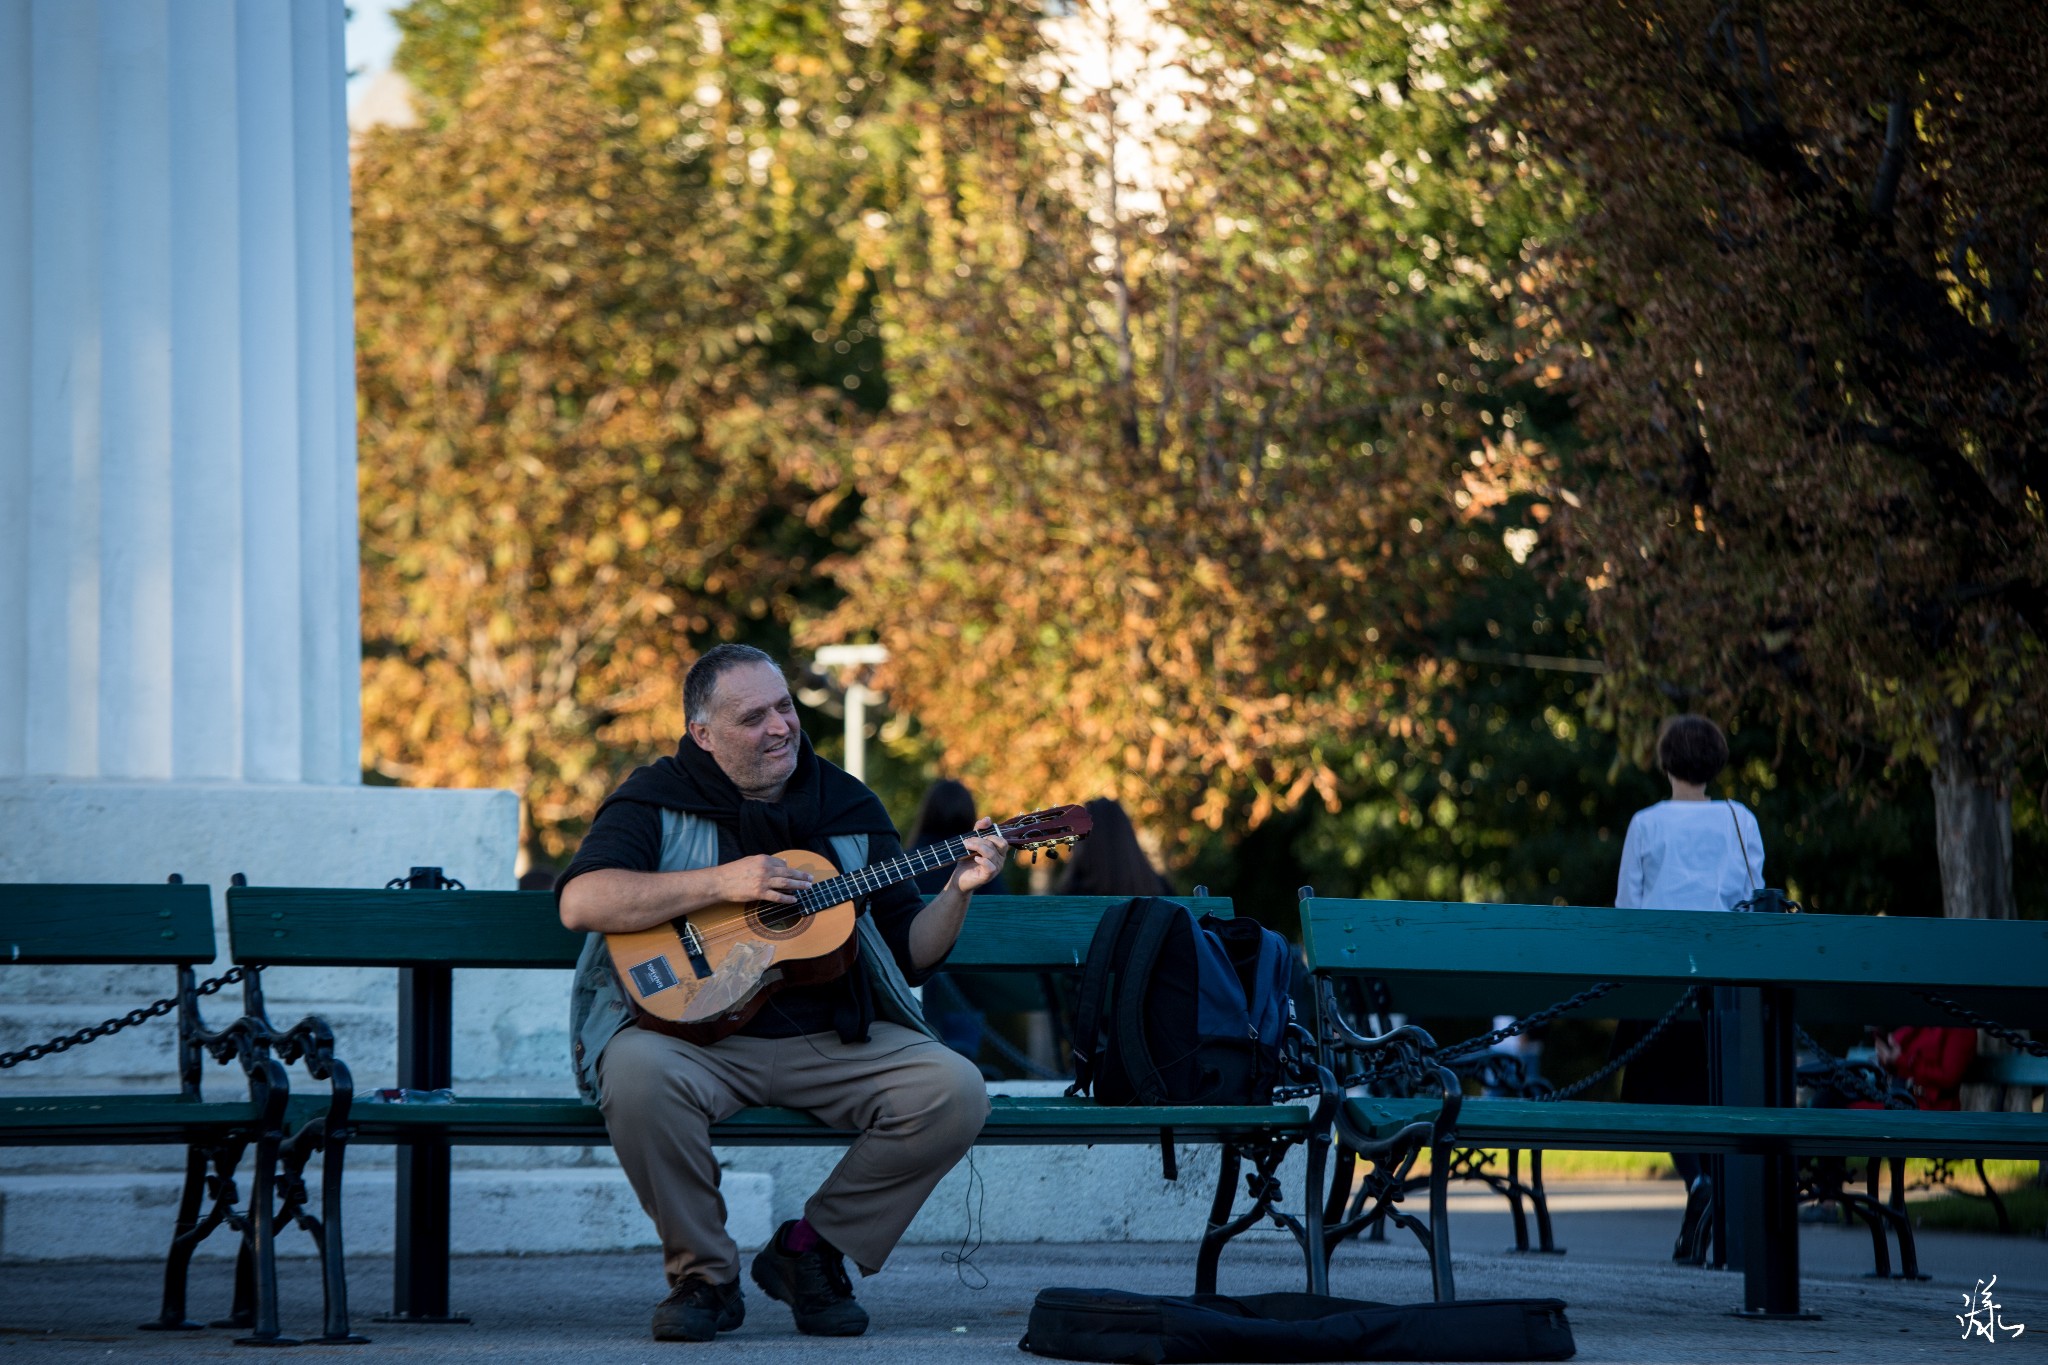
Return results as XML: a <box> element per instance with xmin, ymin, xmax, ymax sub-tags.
<box><xmin>2</xmin><ymin>1185</ymin><xmax>2042</xmax><ymax>1362</ymax></box>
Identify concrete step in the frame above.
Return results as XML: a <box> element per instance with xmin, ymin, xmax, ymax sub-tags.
<box><xmin>0</xmin><ymin>1167</ymin><xmax>773</xmax><ymax>1262</ymax></box>
<box><xmin>0</xmin><ymin>1138</ymin><xmax>1312</xmax><ymax>1262</ymax></box>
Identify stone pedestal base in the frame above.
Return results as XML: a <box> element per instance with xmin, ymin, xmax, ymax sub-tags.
<box><xmin>2</xmin><ymin>778</ymin><xmax>521</xmax><ymax>1082</ymax></box>
<box><xmin>0</xmin><ymin>779</ymin><xmax>521</xmax><ymax>1260</ymax></box>
<box><xmin>0</xmin><ymin>778</ymin><xmax>517</xmax><ymax>895</ymax></box>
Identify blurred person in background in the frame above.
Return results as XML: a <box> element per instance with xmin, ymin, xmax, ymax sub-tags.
<box><xmin>1055</xmin><ymin>797</ymin><xmax>1174</xmax><ymax>898</ymax></box>
<box><xmin>905</xmin><ymin>780</ymin><xmax>996</xmax><ymax>1068</ymax></box>
<box><xmin>1612</xmin><ymin>714</ymin><xmax>1764</xmax><ymax>1263</ymax></box>
<box><xmin>906</xmin><ymin>779</ymin><xmax>979</xmax><ymax>895</ymax></box>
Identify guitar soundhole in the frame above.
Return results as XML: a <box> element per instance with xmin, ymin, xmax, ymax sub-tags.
<box><xmin>750</xmin><ymin>903</ymin><xmax>806</xmax><ymax>937</ymax></box>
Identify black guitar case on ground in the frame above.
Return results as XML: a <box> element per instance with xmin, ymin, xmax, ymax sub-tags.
<box><xmin>1020</xmin><ymin>1288</ymin><xmax>1575</xmax><ymax>1363</ymax></box>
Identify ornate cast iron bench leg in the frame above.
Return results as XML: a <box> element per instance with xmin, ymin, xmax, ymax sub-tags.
<box><xmin>1196</xmin><ymin>1141</ymin><xmax>1243</xmax><ymax>1293</ymax></box>
<box><xmin>269</xmin><ymin>1015</ymin><xmax>365</xmax><ymax>1345</ymax></box>
<box><xmin>1503</xmin><ymin>1148</ymin><xmax>1532</xmax><ymax>1251</ymax></box>
<box><xmin>194</xmin><ymin>1058</ymin><xmax>296</xmax><ymax>1346</ymax></box>
<box><xmin>142</xmin><ymin>1140</ymin><xmax>245</xmax><ymax>1333</ymax></box>
<box><xmin>1974</xmin><ymin>1160</ymin><xmax>2013</xmax><ymax>1235</ymax></box>
<box><xmin>1197</xmin><ymin>1134</ymin><xmax>1323</xmax><ymax>1295</ymax></box>
<box><xmin>1526</xmin><ymin>1150</ymin><xmax>1561</xmax><ymax>1253</ymax></box>
<box><xmin>1426</xmin><ymin>1142</ymin><xmax>1456</xmax><ymax>1301</ymax></box>
<box><xmin>1315</xmin><ymin>978</ymin><xmax>1462</xmax><ymax>1296</ymax></box>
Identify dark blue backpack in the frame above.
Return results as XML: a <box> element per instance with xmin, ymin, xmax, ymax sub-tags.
<box><xmin>1067</xmin><ymin>898</ymin><xmax>1293</xmax><ymax>1116</ymax></box>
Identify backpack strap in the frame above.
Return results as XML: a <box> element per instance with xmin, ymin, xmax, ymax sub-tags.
<box><xmin>1114</xmin><ymin>898</ymin><xmax>1182</xmax><ymax>1106</ymax></box>
<box><xmin>1067</xmin><ymin>897</ymin><xmax>1138</xmax><ymax>1098</ymax></box>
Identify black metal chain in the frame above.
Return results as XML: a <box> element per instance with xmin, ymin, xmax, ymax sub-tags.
<box><xmin>0</xmin><ymin>966</ymin><xmax>252</xmax><ymax>1069</ymax></box>
<box><xmin>1914</xmin><ymin>992</ymin><xmax>2048</xmax><ymax>1059</ymax></box>
<box><xmin>1340</xmin><ymin>980</ymin><xmax>1694</xmax><ymax>1102</ymax></box>
<box><xmin>1794</xmin><ymin>1025</ymin><xmax>1915</xmax><ymax>1110</ymax></box>
<box><xmin>1540</xmin><ymin>987</ymin><xmax>1698</xmax><ymax>1102</ymax></box>
<box><xmin>1437</xmin><ymin>982</ymin><xmax>1621</xmax><ymax>1063</ymax></box>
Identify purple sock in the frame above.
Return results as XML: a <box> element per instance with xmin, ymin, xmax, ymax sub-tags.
<box><xmin>783</xmin><ymin>1218</ymin><xmax>822</xmax><ymax>1254</ymax></box>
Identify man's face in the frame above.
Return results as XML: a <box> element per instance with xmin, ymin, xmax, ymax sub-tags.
<box><xmin>689</xmin><ymin>661</ymin><xmax>801</xmax><ymax>800</ymax></box>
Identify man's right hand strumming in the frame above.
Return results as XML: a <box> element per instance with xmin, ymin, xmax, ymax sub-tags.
<box><xmin>718</xmin><ymin>855</ymin><xmax>816</xmax><ymax>906</ymax></box>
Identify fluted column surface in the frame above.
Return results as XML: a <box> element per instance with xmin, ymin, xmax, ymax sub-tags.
<box><xmin>0</xmin><ymin>0</ymin><xmax>359</xmax><ymax>785</ymax></box>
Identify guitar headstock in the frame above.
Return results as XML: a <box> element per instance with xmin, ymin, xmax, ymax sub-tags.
<box><xmin>994</xmin><ymin>805</ymin><xmax>1093</xmax><ymax>854</ymax></box>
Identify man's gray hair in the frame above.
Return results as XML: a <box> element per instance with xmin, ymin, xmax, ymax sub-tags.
<box><xmin>684</xmin><ymin>644</ymin><xmax>782</xmax><ymax>725</ymax></box>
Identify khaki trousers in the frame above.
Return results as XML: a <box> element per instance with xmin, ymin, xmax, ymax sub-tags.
<box><xmin>597</xmin><ymin>1021</ymin><xmax>989</xmax><ymax>1287</ymax></box>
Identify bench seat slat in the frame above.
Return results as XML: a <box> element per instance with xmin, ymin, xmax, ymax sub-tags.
<box><xmin>1346</xmin><ymin>1096</ymin><xmax>2048</xmax><ymax>1159</ymax></box>
<box><xmin>339</xmin><ymin>1095</ymin><xmax>1312</xmax><ymax>1147</ymax></box>
<box><xmin>0</xmin><ymin>1093</ymin><xmax>274</xmax><ymax>1144</ymax></box>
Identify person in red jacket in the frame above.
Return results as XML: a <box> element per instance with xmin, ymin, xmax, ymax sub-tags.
<box><xmin>1874</xmin><ymin>1026</ymin><xmax>1977</xmax><ymax>1110</ymax></box>
<box><xmin>1806</xmin><ymin>1025</ymin><xmax>1978</xmax><ymax>1226</ymax></box>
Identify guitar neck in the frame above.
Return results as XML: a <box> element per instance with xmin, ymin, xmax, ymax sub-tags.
<box><xmin>792</xmin><ymin>832</ymin><xmax>985</xmax><ymax>915</ymax></box>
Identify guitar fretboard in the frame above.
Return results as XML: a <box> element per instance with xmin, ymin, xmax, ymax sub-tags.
<box><xmin>789</xmin><ymin>830</ymin><xmax>994</xmax><ymax>915</ymax></box>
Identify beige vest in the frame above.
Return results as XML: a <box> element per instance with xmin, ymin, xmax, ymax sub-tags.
<box><xmin>568</xmin><ymin>810</ymin><xmax>936</xmax><ymax>1103</ymax></box>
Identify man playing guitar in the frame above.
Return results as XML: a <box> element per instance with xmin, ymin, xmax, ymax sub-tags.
<box><xmin>557</xmin><ymin>644</ymin><xmax>1007</xmax><ymax>1342</ymax></box>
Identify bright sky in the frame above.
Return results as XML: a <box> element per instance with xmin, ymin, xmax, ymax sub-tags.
<box><xmin>345</xmin><ymin>0</ymin><xmax>406</xmax><ymax>106</ymax></box>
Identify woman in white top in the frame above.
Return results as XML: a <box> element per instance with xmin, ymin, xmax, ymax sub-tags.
<box><xmin>1611</xmin><ymin>714</ymin><xmax>1765</xmax><ymax>1263</ymax></box>
<box><xmin>1615</xmin><ymin>775</ymin><xmax>1766</xmax><ymax>913</ymax></box>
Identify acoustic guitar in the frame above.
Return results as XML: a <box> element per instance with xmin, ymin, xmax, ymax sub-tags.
<box><xmin>607</xmin><ymin>804</ymin><xmax>1094</xmax><ymax>1043</ymax></box>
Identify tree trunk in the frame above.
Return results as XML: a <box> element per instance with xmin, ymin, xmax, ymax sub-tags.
<box><xmin>1930</xmin><ymin>710</ymin><xmax>2016</xmax><ymax>922</ymax></box>
<box><xmin>1930</xmin><ymin>710</ymin><xmax>2022</xmax><ymax>1113</ymax></box>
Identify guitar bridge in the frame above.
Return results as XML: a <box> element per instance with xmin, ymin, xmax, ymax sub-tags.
<box><xmin>679</xmin><ymin>920</ymin><xmax>714</xmax><ymax>980</ymax></box>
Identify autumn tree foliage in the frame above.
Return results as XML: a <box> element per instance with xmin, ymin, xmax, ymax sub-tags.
<box><xmin>355</xmin><ymin>3</ymin><xmax>910</xmax><ymax>855</ymax></box>
<box><xmin>809</xmin><ymin>0</ymin><xmax>1565</xmax><ymax>845</ymax></box>
<box><xmin>1510</xmin><ymin>1</ymin><xmax>2048</xmax><ymax>917</ymax></box>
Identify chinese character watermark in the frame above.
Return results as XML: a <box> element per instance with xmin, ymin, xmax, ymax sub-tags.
<box><xmin>1957</xmin><ymin>1276</ymin><xmax>2025</xmax><ymax>1343</ymax></box>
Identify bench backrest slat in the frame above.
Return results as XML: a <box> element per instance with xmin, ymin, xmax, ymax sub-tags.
<box><xmin>935</xmin><ymin>895</ymin><xmax>1233</xmax><ymax>970</ymax></box>
<box><xmin>230</xmin><ymin>889</ymin><xmax>580</xmax><ymax>967</ymax></box>
<box><xmin>1</xmin><ymin>883</ymin><xmax>217</xmax><ymax>965</ymax></box>
<box><xmin>1300</xmin><ymin>898</ymin><xmax>2048</xmax><ymax>1028</ymax></box>
<box><xmin>228</xmin><ymin>887</ymin><xmax>1233</xmax><ymax>971</ymax></box>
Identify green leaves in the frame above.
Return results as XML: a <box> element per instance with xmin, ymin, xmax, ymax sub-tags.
<box><xmin>806</xmin><ymin>0</ymin><xmax>1569</xmax><ymax>847</ymax></box>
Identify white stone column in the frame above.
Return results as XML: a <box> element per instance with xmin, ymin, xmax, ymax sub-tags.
<box><xmin>0</xmin><ymin>0</ymin><xmax>374</xmax><ymax>783</ymax></box>
<box><xmin>0</xmin><ymin>0</ymin><xmax>523</xmax><ymax>1263</ymax></box>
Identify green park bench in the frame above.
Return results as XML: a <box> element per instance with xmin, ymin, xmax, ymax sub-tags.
<box><xmin>224</xmin><ymin>883</ymin><xmax>1335</xmax><ymax>1342</ymax></box>
<box><xmin>1299</xmin><ymin>896</ymin><xmax>2048</xmax><ymax>1318</ymax></box>
<box><xmin>1837</xmin><ymin>1049</ymin><xmax>2048</xmax><ymax>1234</ymax></box>
<box><xmin>0</xmin><ymin>880</ymin><xmax>356</xmax><ymax>1347</ymax></box>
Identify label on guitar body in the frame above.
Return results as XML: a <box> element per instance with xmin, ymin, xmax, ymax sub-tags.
<box><xmin>629</xmin><ymin>955</ymin><xmax>681</xmax><ymax>997</ymax></box>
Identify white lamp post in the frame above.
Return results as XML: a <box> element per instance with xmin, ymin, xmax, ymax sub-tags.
<box><xmin>812</xmin><ymin>643</ymin><xmax>887</xmax><ymax>781</ymax></box>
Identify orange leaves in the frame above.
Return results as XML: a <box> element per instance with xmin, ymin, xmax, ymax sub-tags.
<box><xmin>355</xmin><ymin>23</ymin><xmax>871</xmax><ymax>858</ymax></box>
<box><xmin>359</xmin><ymin>0</ymin><xmax>1571</xmax><ymax>861</ymax></box>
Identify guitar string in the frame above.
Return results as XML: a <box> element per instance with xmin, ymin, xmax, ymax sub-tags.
<box><xmin>662</xmin><ymin>837</ymin><xmax>972</xmax><ymax>953</ymax></box>
<box><xmin>641</xmin><ymin>820</ymin><xmax>1071</xmax><ymax>957</ymax></box>
<box><xmin>671</xmin><ymin>833</ymin><xmax>983</xmax><ymax>951</ymax></box>
<box><xmin>664</xmin><ymin>826</ymin><xmax>1046</xmax><ymax>953</ymax></box>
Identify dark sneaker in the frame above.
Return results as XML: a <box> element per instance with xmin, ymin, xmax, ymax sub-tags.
<box><xmin>750</xmin><ymin>1222</ymin><xmax>870</xmax><ymax>1337</ymax></box>
<box><xmin>651</xmin><ymin>1276</ymin><xmax>745</xmax><ymax>1342</ymax></box>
